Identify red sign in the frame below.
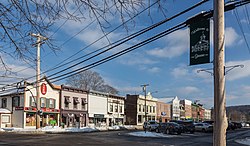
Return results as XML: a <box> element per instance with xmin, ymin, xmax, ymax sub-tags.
<box><xmin>41</xmin><ymin>83</ymin><xmax>47</xmax><ymax>95</ymax></box>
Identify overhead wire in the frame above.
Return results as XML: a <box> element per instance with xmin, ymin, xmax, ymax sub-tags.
<box><xmin>0</xmin><ymin>0</ymin><xmax>210</xmax><ymax>94</ymax></box>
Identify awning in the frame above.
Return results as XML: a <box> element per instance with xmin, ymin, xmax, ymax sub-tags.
<box><xmin>0</xmin><ymin>108</ymin><xmax>11</xmax><ymax>114</ymax></box>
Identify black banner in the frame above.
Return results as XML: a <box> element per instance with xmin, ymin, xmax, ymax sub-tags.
<box><xmin>190</xmin><ymin>19</ymin><xmax>210</xmax><ymax>65</ymax></box>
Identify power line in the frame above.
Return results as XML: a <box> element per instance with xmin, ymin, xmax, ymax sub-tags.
<box><xmin>0</xmin><ymin>0</ymin><xmax>210</xmax><ymax>93</ymax></box>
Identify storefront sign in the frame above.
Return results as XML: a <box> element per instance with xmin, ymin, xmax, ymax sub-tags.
<box><xmin>41</xmin><ymin>83</ymin><xmax>47</xmax><ymax>95</ymax></box>
<box><xmin>190</xmin><ymin>18</ymin><xmax>210</xmax><ymax>65</ymax></box>
<box><xmin>94</xmin><ymin>114</ymin><xmax>104</xmax><ymax>118</ymax></box>
<box><xmin>15</xmin><ymin>107</ymin><xmax>24</xmax><ymax>110</ymax></box>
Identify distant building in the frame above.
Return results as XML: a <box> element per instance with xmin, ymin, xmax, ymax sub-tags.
<box><xmin>171</xmin><ymin>96</ymin><xmax>180</xmax><ymax>120</ymax></box>
<box><xmin>125</xmin><ymin>93</ymin><xmax>157</xmax><ymax>125</ymax></box>
<box><xmin>204</xmin><ymin>109</ymin><xmax>211</xmax><ymax>121</ymax></box>
<box><xmin>156</xmin><ymin>101</ymin><xmax>171</xmax><ymax>122</ymax></box>
<box><xmin>192</xmin><ymin>102</ymin><xmax>205</xmax><ymax>122</ymax></box>
<box><xmin>180</xmin><ymin>99</ymin><xmax>192</xmax><ymax>120</ymax></box>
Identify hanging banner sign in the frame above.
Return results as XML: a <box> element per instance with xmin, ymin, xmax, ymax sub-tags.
<box><xmin>190</xmin><ymin>19</ymin><xmax>210</xmax><ymax>65</ymax></box>
<box><xmin>41</xmin><ymin>83</ymin><xmax>47</xmax><ymax>95</ymax></box>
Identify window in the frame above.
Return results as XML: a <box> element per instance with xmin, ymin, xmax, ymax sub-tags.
<box><xmin>2</xmin><ymin>98</ymin><xmax>7</xmax><ymax>108</ymax></box>
<box><xmin>40</xmin><ymin>97</ymin><xmax>46</xmax><ymax>108</ymax></box>
<box><xmin>142</xmin><ymin>105</ymin><xmax>145</xmax><ymax>112</ymax></box>
<box><xmin>115</xmin><ymin>105</ymin><xmax>118</xmax><ymax>112</ymax></box>
<box><xmin>12</xmin><ymin>96</ymin><xmax>20</xmax><ymax>107</ymax></box>
<box><xmin>73</xmin><ymin>97</ymin><xmax>79</xmax><ymax>109</ymax></box>
<box><xmin>30</xmin><ymin>96</ymin><xmax>36</xmax><ymax>107</ymax></box>
<box><xmin>139</xmin><ymin>105</ymin><xmax>141</xmax><ymax>112</ymax></box>
<box><xmin>81</xmin><ymin>98</ymin><xmax>86</xmax><ymax>110</ymax></box>
<box><xmin>153</xmin><ymin>106</ymin><xmax>155</xmax><ymax>113</ymax></box>
<box><xmin>119</xmin><ymin>106</ymin><xmax>122</xmax><ymax>113</ymax></box>
<box><xmin>110</xmin><ymin>104</ymin><xmax>113</xmax><ymax>112</ymax></box>
<box><xmin>2</xmin><ymin>115</ymin><xmax>10</xmax><ymax>123</ymax></box>
<box><xmin>150</xmin><ymin>106</ymin><xmax>152</xmax><ymax>113</ymax></box>
<box><xmin>64</xmin><ymin>96</ymin><xmax>70</xmax><ymax>109</ymax></box>
<box><xmin>49</xmin><ymin>99</ymin><xmax>55</xmax><ymax>108</ymax></box>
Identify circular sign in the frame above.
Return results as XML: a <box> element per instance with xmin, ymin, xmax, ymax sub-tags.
<box><xmin>41</xmin><ymin>83</ymin><xmax>47</xmax><ymax>95</ymax></box>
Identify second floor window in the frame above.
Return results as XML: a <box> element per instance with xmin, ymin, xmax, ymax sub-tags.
<box><xmin>49</xmin><ymin>99</ymin><xmax>55</xmax><ymax>109</ymax></box>
<box><xmin>12</xmin><ymin>96</ymin><xmax>20</xmax><ymax>107</ymax></box>
<box><xmin>64</xmin><ymin>96</ymin><xmax>71</xmax><ymax>109</ymax></box>
<box><xmin>2</xmin><ymin>98</ymin><xmax>7</xmax><ymax>108</ymax></box>
<box><xmin>40</xmin><ymin>97</ymin><xmax>46</xmax><ymax>108</ymax></box>
<box><xmin>110</xmin><ymin>104</ymin><xmax>113</xmax><ymax>112</ymax></box>
<box><xmin>119</xmin><ymin>106</ymin><xmax>122</xmax><ymax>113</ymax></box>
<box><xmin>73</xmin><ymin>97</ymin><xmax>80</xmax><ymax>109</ymax></box>
<box><xmin>115</xmin><ymin>105</ymin><xmax>118</xmax><ymax>112</ymax></box>
<box><xmin>138</xmin><ymin>105</ymin><xmax>141</xmax><ymax>112</ymax></box>
<box><xmin>30</xmin><ymin>96</ymin><xmax>36</xmax><ymax>107</ymax></box>
<box><xmin>81</xmin><ymin>98</ymin><xmax>86</xmax><ymax>110</ymax></box>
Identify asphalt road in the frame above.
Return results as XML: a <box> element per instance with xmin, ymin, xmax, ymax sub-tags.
<box><xmin>0</xmin><ymin>128</ymin><xmax>249</xmax><ymax>146</ymax></box>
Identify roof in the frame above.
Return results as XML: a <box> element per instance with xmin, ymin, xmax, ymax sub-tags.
<box><xmin>0</xmin><ymin>108</ymin><xmax>11</xmax><ymax>114</ymax></box>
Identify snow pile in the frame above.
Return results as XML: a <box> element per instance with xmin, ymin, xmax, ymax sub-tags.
<box><xmin>235</xmin><ymin>137</ymin><xmax>250</xmax><ymax>146</ymax></box>
<box><xmin>128</xmin><ymin>131</ymin><xmax>176</xmax><ymax>138</ymax></box>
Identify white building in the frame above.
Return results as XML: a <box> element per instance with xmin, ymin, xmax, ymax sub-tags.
<box><xmin>88</xmin><ymin>90</ymin><xmax>125</xmax><ymax>127</ymax></box>
<box><xmin>0</xmin><ymin>77</ymin><xmax>60</xmax><ymax>128</ymax></box>
<box><xmin>171</xmin><ymin>96</ymin><xmax>180</xmax><ymax>120</ymax></box>
<box><xmin>204</xmin><ymin>109</ymin><xmax>211</xmax><ymax>121</ymax></box>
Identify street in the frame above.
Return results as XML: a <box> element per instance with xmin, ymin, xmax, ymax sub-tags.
<box><xmin>0</xmin><ymin>128</ymin><xmax>249</xmax><ymax>146</ymax></box>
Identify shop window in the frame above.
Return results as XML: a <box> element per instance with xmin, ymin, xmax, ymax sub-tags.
<box><xmin>2</xmin><ymin>115</ymin><xmax>10</xmax><ymax>123</ymax></box>
<box><xmin>26</xmin><ymin>113</ymin><xmax>36</xmax><ymax>126</ymax></box>
<box><xmin>12</xmin><ymin>96</ymin><xmax>20</xmax><ymax>107</ymax></box>
<box><xmin>2</xmin><ymin>98</ymin><xmax>7</xmax><ymax>108</ymax></box>
<box><xmin>30</xmin><ymin>96</ymin><xmax>36</xmax><ymax>107</ymax></box>
<box><xmin>40</xmin><ymin>97</ymin><xmax>46</xmax><ymax>108</ymax></box>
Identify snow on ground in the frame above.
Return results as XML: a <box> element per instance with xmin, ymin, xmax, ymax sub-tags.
<box><xmin>128</xmin><ymin>131</ymin><xmax>176</xmax><ymax>138</ymax></box>
<box><xmin>235</xmin><ymin>137</ymin><xmax>250</xmax><ymax>146</ymax></box>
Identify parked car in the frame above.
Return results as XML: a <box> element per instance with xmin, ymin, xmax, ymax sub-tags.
<box><xmin>202</xmin><ymin>120</ymin><xmax>214</xmax><ymax>125</ymax></box>
<box><xmin>170</xmin><ymin>120</ymin><xmax>195</xmax><ymax>133</ymax></box>
<box><xmin>194</xmin><ymin>123</ymin><xmax>213</xmax><ymax>132</ymax></box>
<box><xmin>143</xmin><ymin>120</ymin><xmax>158</xmax><ymax>131</ymax></box>
<box><xmin>156</xmin><ymin>122</ymin><xmax>182</xmax><ymax>135</ymax></box>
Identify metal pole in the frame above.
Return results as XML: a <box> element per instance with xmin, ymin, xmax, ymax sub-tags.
<box><xmin>213</xmin><ymin>0</ymin><xmax>227</xmax><ymax>145</ymax></box>
<box><xmin>141</xmin><ymin>84</ymin><xmax>149</xmax><ymax>133</ymax></box>
<box><xmin>31</xmin><ymin>33</ymin><xmax>47</xmax><ymax>129</ymax></box>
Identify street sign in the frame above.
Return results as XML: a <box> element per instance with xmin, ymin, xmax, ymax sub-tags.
<box><xmin>190</xmin><ymin>18</ymin><xmax>210</xmax><ymax>65</ymax></box>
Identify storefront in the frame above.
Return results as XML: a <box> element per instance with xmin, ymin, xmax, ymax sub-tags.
<box><xmin>89</xmin><ymin>114</ymin><xmax>107</xmax><ymax>127</ymax></box>
<box><xmin>61</xmin><ymin>111</ymin><xmax>88</xmax><ymax>128</ymax></box>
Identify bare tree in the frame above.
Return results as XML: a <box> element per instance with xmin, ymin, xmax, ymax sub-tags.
<box><xmin>66</xmin><ymin>70</ymin><xmax>118</xmax><ymax>94</ymax></box>
<box><xmin>0</xmin><ymin>0</ymin><xmax>153</xmax><ymax>75</ymax></box>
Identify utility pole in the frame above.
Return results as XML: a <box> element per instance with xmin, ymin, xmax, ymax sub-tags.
<box><xmin>31</xmin><ymin>33</ymin><xmax>47</xmax><ymax>129</ymax></box>
<box><xmin>213</xmin><ymin>0</ymin><xmax>227</xmax><ymax>145</ymax></box>
<box><xmin>141</xmin><ymin>84</ymin><xmax>149</xmax><ymax>133</ymax></box>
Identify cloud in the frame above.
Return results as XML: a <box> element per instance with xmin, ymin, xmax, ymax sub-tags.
<box><xmin>177</xmin><ymin>86</ymin><xmax>200</xmax><ymax>95</ymax></box>
<box><xmin>171</xmin><ymin>66</ymin><xmax>188</xmax><ymax>78</ymax></box>
<box><xmin>226</xmin><ymin>60</ymin><xmax>250</xmax><ymax>81</ymax></box>
<box><xmin>146</xmin><ymin>29</ymin><xmax>189</xmax><ymax>58</ymax></box>
<box><xmin>225</xmin><ymin>27</ymin><xmax>240</xmax><ymax>47</ymax></box>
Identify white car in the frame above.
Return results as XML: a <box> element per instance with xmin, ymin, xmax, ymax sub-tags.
<box><xmin>194</xmin><ymin>123</ymin><xmax>213</xmax><ymax>132</ymax></box>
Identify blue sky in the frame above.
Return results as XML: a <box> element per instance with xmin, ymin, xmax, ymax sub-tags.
<box><xmin>1</xmin><ymin>0</ymin><xmax>250</xmax><ymax>108</ymax></box>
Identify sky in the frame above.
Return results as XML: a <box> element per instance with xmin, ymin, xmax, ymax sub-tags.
<box><xmin>1</xmin><ymin>0</ymin><xmax>250</xmax><ymax>108</ymax></box>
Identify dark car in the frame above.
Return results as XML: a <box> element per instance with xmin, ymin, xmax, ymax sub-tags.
<box><xmin>170</xmin><ymin>120</ymin><xmax>195</xmax><ymax>133</ymax></box>
<box><xmin>156</xmin><ymin>122</ymin><xmax>182</xmax><ymax>135</ymax></box>
<box><xmin>143</xmin><ymin>120</ymin><xmax>158</xmax><ymax>131</ymax></box>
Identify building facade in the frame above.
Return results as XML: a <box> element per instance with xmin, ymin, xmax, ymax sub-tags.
<box><xmin>60</xmin><ymin>85</ymin><xmax>88</xmax><ymax>128</ymax></box>
<box><xmin>171</xmin><ymin>96</ymin><xmax>180</xmax><ymax>120</ymax></box>
<box><xmin>0</xmin><ymin>77</ymin><xmax>60</xmax><ymax>128</ymax></box>
<box><xmin>156</xmin><ymin>101</ymin><xmax>171</xmax><ymax>122</ymax></box>
<box><xmin>125</xmin><ymin>93</ymin><xmax>157</xmax><ymax>125</ymax></box>
<box><xmin>107</xmin><ymin>94</ymin><xmax>125</xmax><ymax>126</ymax></box>
<box><xmin>180</xmin><ymin>99</ymin><xmax>192</xmax><ymax>120</ymax></box>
